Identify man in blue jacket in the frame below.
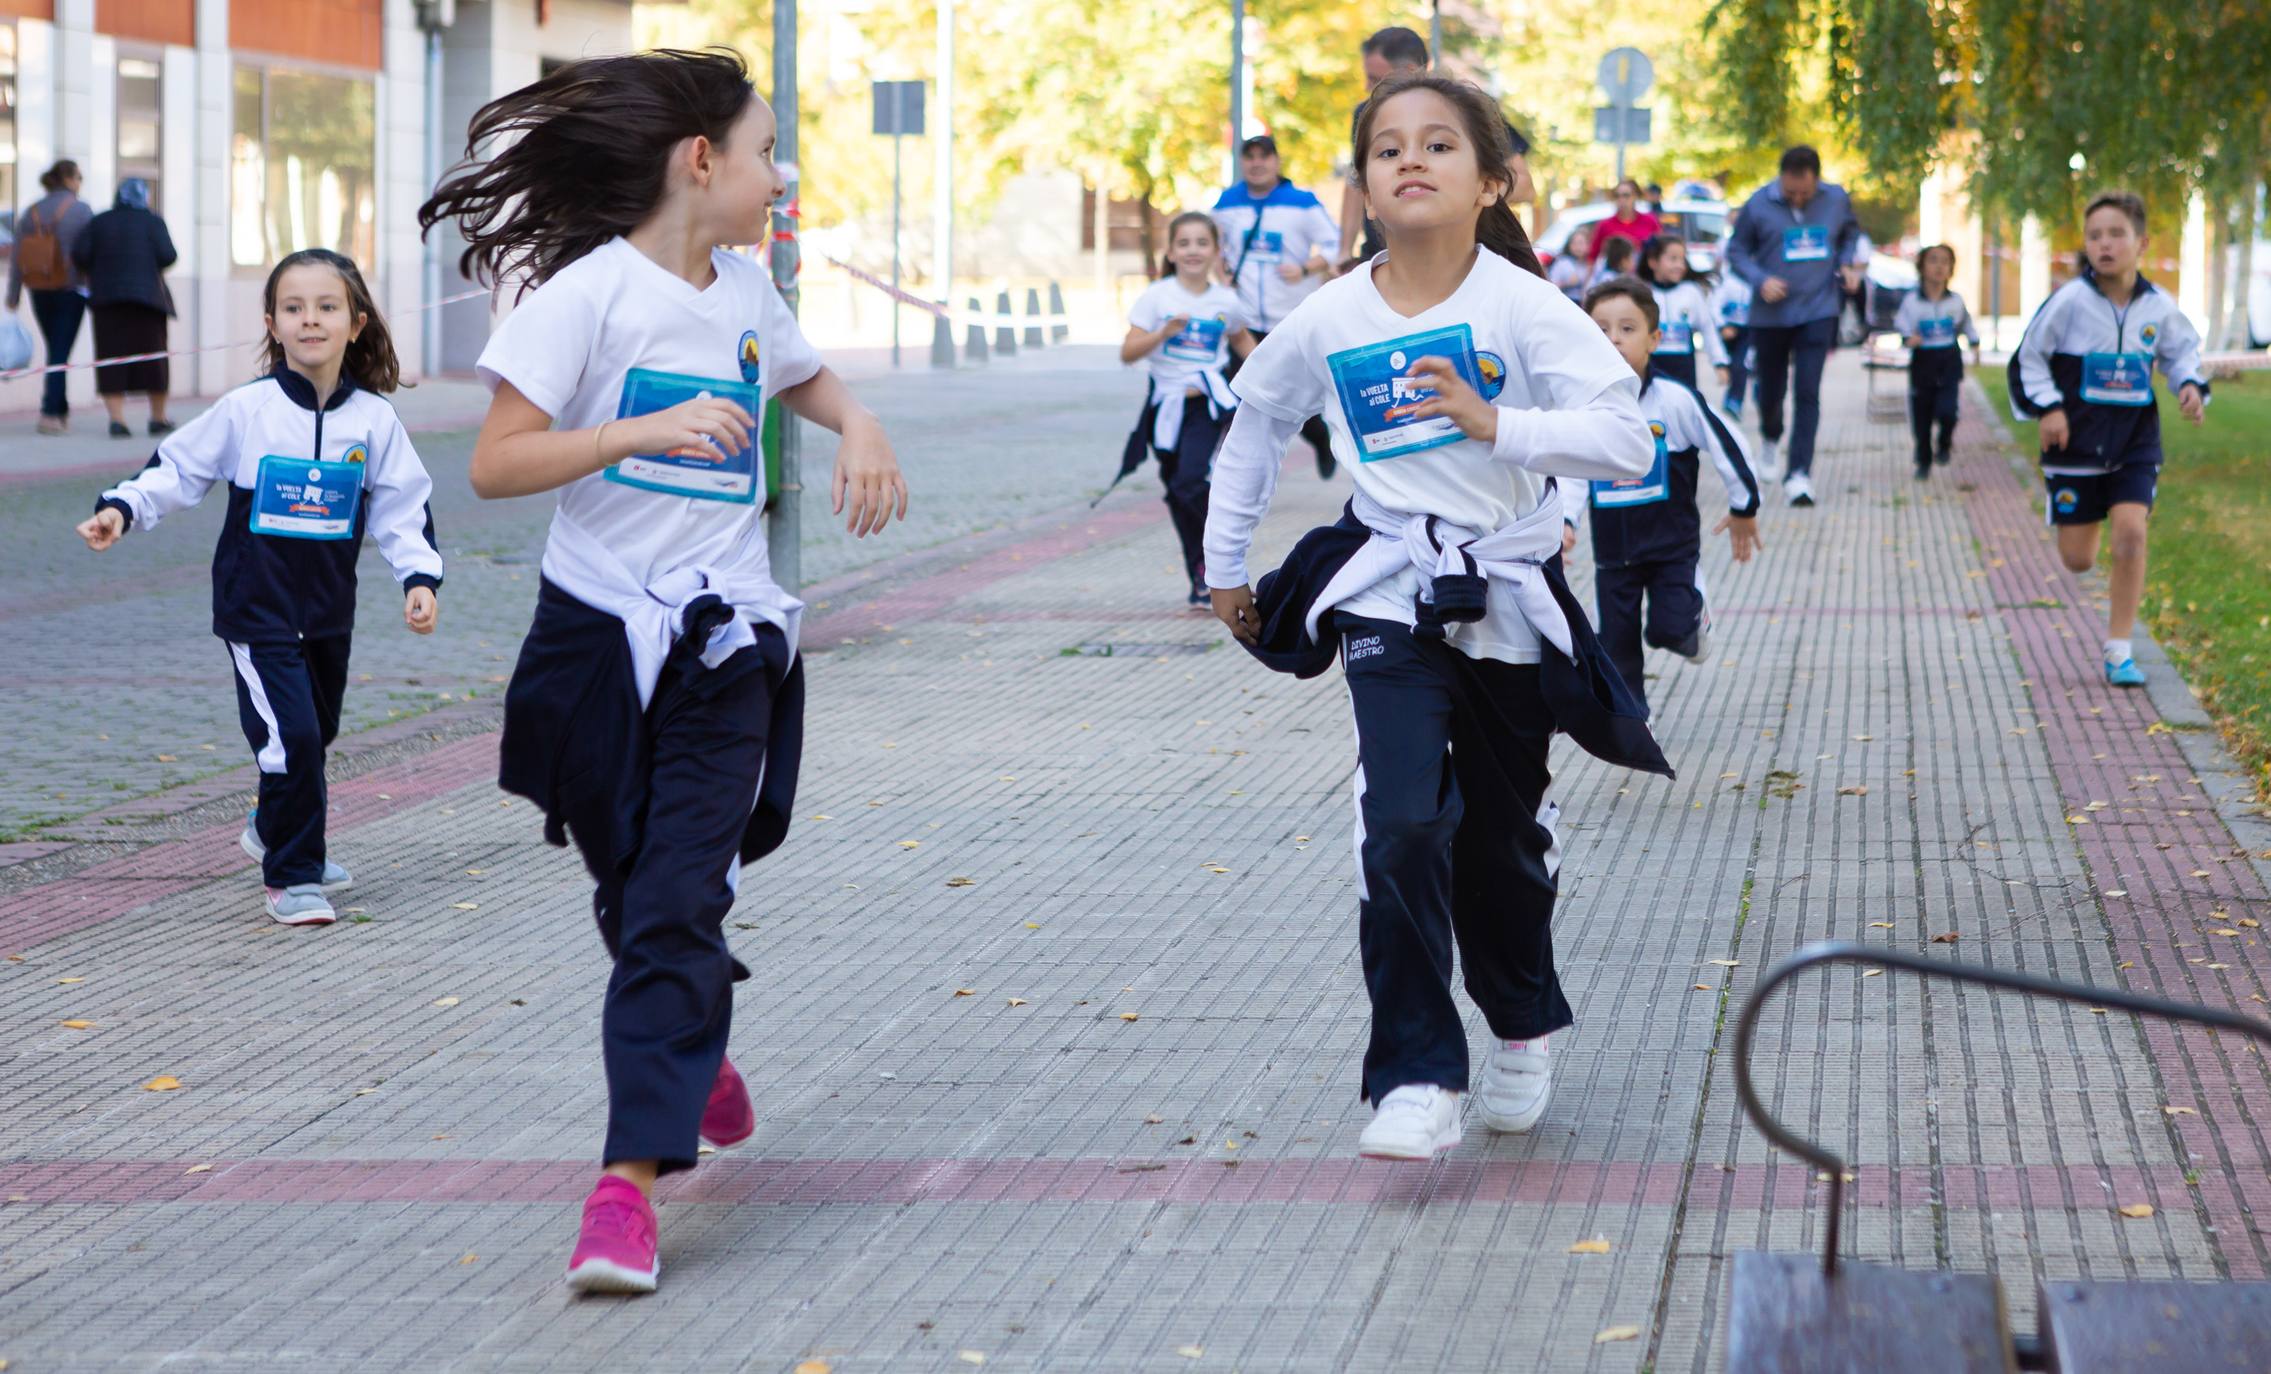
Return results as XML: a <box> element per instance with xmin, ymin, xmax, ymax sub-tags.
<box><xmin>1725</xmin><ymin>146</ymin><xmax>1864</xmax><ymax>507</ymax></box>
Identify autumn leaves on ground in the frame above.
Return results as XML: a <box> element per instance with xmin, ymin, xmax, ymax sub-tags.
<box><xmin>1979</xmin><ymin>371</ymin><xmax>2271</xmax><ymax>800</ymax></box>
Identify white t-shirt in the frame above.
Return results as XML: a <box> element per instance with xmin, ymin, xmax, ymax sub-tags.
<box><xmin>1222</xmin><ymin>248</ymin><xmax>1648</xmax><ymax>663</ymax></box>
<box><xmin>1128</xmin><ymin>277</ymin><xmax>1246</xmax><ymax>396</ymax></box>
<box><xmin>476</xmin><ymin>237</ymin><xmax>823</xmax><ymax>601</ymax></box>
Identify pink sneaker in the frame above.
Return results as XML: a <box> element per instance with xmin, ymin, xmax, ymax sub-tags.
<box><xmin>565</xmin><ymin>1175</ymin><xmax>659</xmax><ymax>1294</ymax></box>
<box><xmin>700</xmin><ymin>1055</ymin><xmax>756</xmax><ymax>1149</ymax></box>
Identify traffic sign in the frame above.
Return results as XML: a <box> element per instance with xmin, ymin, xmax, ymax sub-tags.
<box><xmin>871</xmin><ymin>80</ymin><xmax>925</xmax><ymax>136</ymax></box>
<box><xmin>1596</xmin><ymin>47</ymin><xmax>1653</xmax><ymax>105</ymax></box>
<box><xmin>1593</xmin><ymin>106</ymin><xmax>1652</xmax><ymax>146</ymax></box>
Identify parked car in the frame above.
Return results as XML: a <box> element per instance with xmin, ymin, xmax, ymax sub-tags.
<box><xmin>1537</xmin><ymin>196</ymin><xmax>1731</xmax><ymax>276</ymax></box>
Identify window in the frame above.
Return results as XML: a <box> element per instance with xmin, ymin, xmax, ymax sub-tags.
<box><xmin>1</xmin><ymin>24</ymin><xmax>18</xmax><ymax>226</ymax></box>
<box><xmin>117</xmin><ymin>54</ymin><xmax>162</xmax><ymax>214</ymax></box>
<box><xmin>230</xmin><ymin>63</ymin><xmax>375</xmax><ymax>269</ymax></box>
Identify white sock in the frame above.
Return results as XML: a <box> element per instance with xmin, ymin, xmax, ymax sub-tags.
<box><xmin>2105</xmin><ymin>638</ymin><xmax>2133</xmax><ymax>665</ymax></box>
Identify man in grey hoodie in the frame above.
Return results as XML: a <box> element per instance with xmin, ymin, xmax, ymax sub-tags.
<box><xmin>1725</xmin><ymin>145</ymin><xmax>1865</xmax><ymax>507</ymax></box>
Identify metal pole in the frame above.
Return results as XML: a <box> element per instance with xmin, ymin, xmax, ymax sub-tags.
<box><xmin>933</xmin><ymin>0</ymin><xmax>953</xmax><ymax>318</ymax></box>
<box><xmin>891</xmin><ymin>123</ymin><xmax>902</xmax><ymax>369</ymax></box>
<box><xmin>424</xmin><ymin>24</ymin><xmax>443</xmax><ymax>379</ymax></box>
<box><xmin>1429</xmin><ymin>0</ymin><xmax>1441</xmax><ymax>64</ymax></box>
<box><xmin>1615</xmin><ymin>128</ymin><xmax>1626</xmax><ymax>184</ymax></box>
<box><xmin>1229</xmin><ymin>0</ymin><xmax>1244</xmax><ymax>171</ymax></box>
<box><xmin>769</xmin><ymin>0</ymin><xmax>802</xmax><ymax>592</ymax></box>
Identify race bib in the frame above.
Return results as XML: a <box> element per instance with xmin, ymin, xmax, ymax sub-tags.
<box><xmin>1327</xmin><ymin>326</ymin><xmax>1485</xmax><ymax>462</ymax></box>
<box><xmin>1656</xmin><ymin>321</ymin><xmax>1696</xmax><ymax>356</ymax></box>
<box><xmin>2081</xmin><ymin>351</ymin><xmax>2153</xmax><ymax>407</ymax></box>
<box><xmin>1590</xmin><ymin>426</ymin><xmax>1672</xmax><ymax>508</ymax></box>
<box><xmin>1246</xmin><ymin>230</ymin><xmax>1284</xmax><ymax>265</ymax></box>
<box><xmin>1782</xmin><ymin>224</ymin><xmax>1830</xmax><ymax>263</ymax></box>
<box><xmin>1162</xmin><ymin>317</ymin><xmax>1228</xmax><ymax>365</ymax></box>
<box><xmin>1916</xmin><ymin>315</ymin><xmax>1959</xmax><ymax>348</ymax></box>
<box><xmin>249</xmin><ymin>454</ymin><xmax>363</xmax><ymax>540</ymax></box>
<box><xmin>605</xmin><ymin>367</ymin><xmax>764</xmax><ymax>503</ymax></box>
<box><xmin>1720</xmin><ymin>298</ymin><xmax>1749</xmax><ymax>326</ymax></box>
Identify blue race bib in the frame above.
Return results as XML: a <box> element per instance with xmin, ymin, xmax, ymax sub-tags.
<box><xmin>605</xmin><ymin>367</ymin><xmax>764</xmax><ymax>503</ymax></box>
<box><xmin>249</xmin><ymin>454</ymin><xmax>363</xmax><ymax>540</ymax></box>
<box><xmin>2081</xmin><ymin>351</ymin><xmax>2153</xmax><ymax>407</ymax></box>
<box><xmin>1326</xmin><ymin>325</ymin><xmax>1485</xmax><ymax>462</ymax></box>
<box><xmin>1247</xmin><ymin>230</ymin><xmax>1284</xmax><ymax>265</ymax></box>
<box><xmin>1782</xmin><ymin>224</ymin><xmax>1830</xmax><ymax>263</ymax></box>
<box><xmin>1163</xmin><ymin>317</ymin><xmax>1228</xmax><ymax>365</ymax></box>
<box><xmin>1655</xmin><ymin>321</ymin><xmax>1695</xmax><ymax>356</ymax></box>
<box><xmin>1720</xmin><ymin>298</ymin><xmax>1749</xmax><ymax>326</ymax></box>
<box><xmin>1916</xmin><ymin>315</ymin><xmax>1959</xmax><ymax>348</ymax></box>
<box><xmin>1591</xmin><ymin>427</ymin><xmax>1672</xmax><ymax>508</ymax></box>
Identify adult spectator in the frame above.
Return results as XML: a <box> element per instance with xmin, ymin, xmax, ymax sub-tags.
<box><xmin>1337</xmin><ymin>26</ymin><xmax>1533</xmax><ymax>270</ymax></box>
<box><xmin>1213</xmin><ymin>134</ymin><xmax>1341</xmax><ymax>477</ymax></box>
<box><xmin>1725</xmin><ymin>145</ymin><xmax>1865</xmax><ymax>507</ymax></box>
<box><xmin>71</xmin><ymin>177</ymin><xmax>177</xmax><ymax>438</ymax></box>
<box><xmin>6</xmin><ymin>159</ymin><xmax>95</xmax><ymax>435</ymax></box>
<box><xmin>1586</xmin><ymin>180</ymin><xmax>1660</xmax><ymax>264</ymax></box>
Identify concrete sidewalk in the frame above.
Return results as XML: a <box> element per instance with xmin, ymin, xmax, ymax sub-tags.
<box><xmin>6</xmin><ymin>357</ymin><xmax>2271</xmax><ymax>1372</ymax></box>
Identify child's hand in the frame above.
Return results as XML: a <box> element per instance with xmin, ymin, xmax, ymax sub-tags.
<box><xmin>1713</xmin><ymin>512</ymin><xmax>1762</xmax><ymax>563</ymax></box>
<box><xmin>1161</xmin><ymin>315</ymin><xmax>1190</xmax><ymax>339</ymax></box>
<box><xmin>2178</xmin><ymin>383</ymin><xmax>2205</xmax><ymax>425</ymax></box>
<box><xmin>1400</xmin><ymin>357</ymin><xmax>1496</xmax><ymax>444</ymax></box>
<box><xmin>1903</xmin><ymin>335</ymin><xmax>1922</xmax><ymax>351</ymax></box>
<box><xmin>76</xmin><ymin>507</ymin><xmax>125</xmax><ymax>552</ymax></box>
<box><xmin>1561</xmin><ymin>522</ymin><xmax>1578</xmax><ymax>557</ymax></box>
<box><xmin>617</xmin><ymin>395</ymin><xmax>755</xmax><ymax>468</ymax></box>
<box><xmin>2038</xmin><ymin>409</ymin><xmax>2070</xmax><ymax>453</ymax></box>
<box><xmin>1211</xmin><ymin>585</ymin><xmax>1259</xmax><ymax>645</ymax></box>
<box><xmin>832</xmin><ymin>414</ymin><xmax>909</xmax><ymax>538</ymax></box>
<box><xmin>1715</xmin><ymin>365</ymin><xmax>1730</xmax><ymax>389</ymax></box>
<box><xmin>404</xmin><ymin>586</ymin><xmax>439</xmax><ymax>635</ymax></box>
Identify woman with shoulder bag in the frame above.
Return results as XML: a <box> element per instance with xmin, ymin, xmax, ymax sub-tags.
<box><xmin>7</xmin><ymin>160</ymin><xmax>95</xmax><ymax>435</ymax></box>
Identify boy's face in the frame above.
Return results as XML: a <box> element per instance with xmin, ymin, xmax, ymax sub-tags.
<box><xmin>1591</xmin><ymin>294</ymin><xmax>1659</xmax><ymax>376</ymax></box>
<box><xmin>2084</xmin><ymin>207</ymin><xmax>2146</xmax><ymax>278</ymax></box>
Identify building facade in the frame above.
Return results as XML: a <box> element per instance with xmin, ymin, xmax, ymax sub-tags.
<box><xmin>1</xmin><ymin>0</ymin><xmax>636</xmax><ymax>405</ymax></box>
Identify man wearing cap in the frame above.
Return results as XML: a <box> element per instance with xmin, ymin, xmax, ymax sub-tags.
<box><xmin>1213</xmin><ymin>133</ymin><xmax>1342</xmax><ymax>478</ymax></box>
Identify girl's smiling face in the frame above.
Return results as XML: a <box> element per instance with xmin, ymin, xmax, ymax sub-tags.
<box><xmin>1362</xmin><ymin>88</ymin><xmax>1500</xmax><ymax>237</ymax></box>
<box><xmin>1653</xmin><ymin>240</ymin><xmax>1688</xmax><ymax>283</ymax></box>
<box><xmin>267</xmin><ymin>264</ymin><xmax>363</xmax><ymax>375</ymax></box>
<box><xmin>1168</xmin><ymin>219</ymin><xmax>1220</xmax><ymax>278</ymax></box>
<box><xmin>699</xmin><ymin>95</ymin><xmax>788</xmax><ymax>245</ymax></box>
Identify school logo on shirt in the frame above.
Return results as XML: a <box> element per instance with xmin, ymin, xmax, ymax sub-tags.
<box><xmin>738</xmin><ymin>330</ymin><xmax>763</xmax><ymax>385</ymax></box>
<box><xmin>2053</xmin><ymin>485</ymin><xmax>2081</xmax><ymax>516</ymax></box>
<box><xmin>339</xmin><ymin>442</ymin><xmax>370</xmax><ymax>465</ymax></box>
<box><xmin>1648</xmin><ymin>420</ymin><xmax>1667</xmax><ymax>442</ymax></box>
<box><xmin>1475</xmin><ymin>351</ymin><xmax>1507</xmax><ymax>401</ymax></box>
<box><xmin>2140</xmin><ymin>323</ymin><xmax>2159</xmax><ymax>346</ymax></box>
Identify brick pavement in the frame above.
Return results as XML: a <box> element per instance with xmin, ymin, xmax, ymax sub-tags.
<box><xmin>4</xmin><ymin>357</ymin><xmax>2270</xmax><ymax>1371</ymax></box>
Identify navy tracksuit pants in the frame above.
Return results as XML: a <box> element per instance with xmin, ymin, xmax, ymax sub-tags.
<box><xmin>1593</xmin><ymin>558</ymin><xmax>1705</xmax><ymax>713</ymax></box>
<box><xmin>1723</xmin><ymin>327</ymin><xmax>1751</xmax><ymax>413</ymax></box>
<box><xmin>1909</xmin><ymin>348</ymin><xmax>1962</xmax><ymax>468</ymax></box>
<box><xmin>1339</xmin><ymin>616</ymin><xmax>1572</xmax><ymax>1104</ymax></box>
<box><xmin>1749</xmin><ymin>315</ymin><xmax>1837</xmax><ymax>475</ymax></box>
<box><xmin>555</xmin><ymin>629</ymin><xmax>788</xmax><ymax>1174</ymax></box>
<box><xmin>229</xmin><ymin>634</ymin><xmax>352</xmax><ymax>888</ymax></box>
<box><xmin>1157</xmin><ymin>395</ymin><xmax>1224</xmax><ymax>588</ymax></box>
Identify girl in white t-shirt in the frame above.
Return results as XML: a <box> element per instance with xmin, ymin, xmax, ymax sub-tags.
<box><xmin>1638</xmin><ymin>236</ymin><xmax>1728</xmax><ymax>392</ymax></box>
<box><xmin>1117</xmin><ymin>211</ymin><xmax>1256</xmax><ymax>605</ymax></box>
<box><xmin>418</xmin><ymin>49</ymin><xmax>909</xmax><ymax>1297</ymax></box>
<box><xmin>1204</xmin><ymin>75</ymin><xmax>1667</xmax><ymax>1161</ymax></box>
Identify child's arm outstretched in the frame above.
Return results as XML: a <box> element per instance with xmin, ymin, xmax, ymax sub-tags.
<box><xmin>1202</xmin><ymin>403</ymin><xmax>1296</xmax><ymax>644</ymax></box>
<box><xmin>1695</xmin><ymin>396</ymin><xmax>1763</xmax><ymax>563</ymax></box>
<box><xmin>367</xmin><ymin>412</ymin><xmax>447</xmax><ymax>634</ymax></box>
<box><xmin>2009</xmin><ymin>289</ymin><xmax>2073</xmax><ymax>452</ymax></box>
<box><xmin>2154</xmin><ymin>303</ymin><xmax>2210</xmax><ymax>425</ymax></box>
<box><xmin>1120</xmin><ymin>315</ymin><xmax>1189</xmax><ymax>364</ymax></box>
<box><xmin>74</xmin><ymin>403</ymin><xmax>237</xmax><ymax>551</ymax></box>
<box><xmin>471</xmin><ymin>381</ymin><xmax>757</xmax><ymax>500</ymax></box>
<box><xmin>776</xmin><ymin>367</ymin><xmax>909</xmax><ymax>537</ymax></box>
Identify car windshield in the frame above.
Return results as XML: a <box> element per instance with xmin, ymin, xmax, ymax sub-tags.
<box><xmin>1660</xmin><ymin>210</ymin><xmax>1725</xmax><ymax>241</ymax></box>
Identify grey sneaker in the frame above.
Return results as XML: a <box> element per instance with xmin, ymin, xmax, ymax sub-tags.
<box><xmin>263</xmin><ymin>884</ymin><xmax>336</xmax><ymax>926</ymax></box>
<box><xmin>241</xmin><ymin>820</ymin><xmax>352</xmax><ymax>891</ymax></box>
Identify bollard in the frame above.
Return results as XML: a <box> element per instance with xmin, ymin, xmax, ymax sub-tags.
<box><xmin>929</xmin><ymin>305</ymin><xmax>956</xmax><ymax>368</ymax></box>
<box><xmin>965</xmin><ymin>296</ymin><xmax>989</xmax><ymax>363</ymax></box>
<box><xmin>1023</xmin><ymin>287</ymin><xmax>1045</xmax><ymax>348</ymax></box>
<box><xmin>994</xmin><ymin>289</ymin><xmax>1019</xmax><ymax>356</ymax></box>
<box><xmin>1048</xmin><ymin>281</ymin><xmax>1070</xmax><ymax>343</ymax></box>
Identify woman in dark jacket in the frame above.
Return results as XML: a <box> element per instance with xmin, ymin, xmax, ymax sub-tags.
<box><xmin>70</xmin><ymin>178</ymin><xmax>177</xmax><ymax>437</ymax></box>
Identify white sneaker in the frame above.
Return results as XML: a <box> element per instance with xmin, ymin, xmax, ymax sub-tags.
<box><xmin>1358</xmin><ymin>1084</ymin><xmax>1462</xmax><ymax>1160</ymax></box>
<box><xmin>1783</xmin><ymin>471</ymin><xmax>1815</xmax><ymax>507</ymax></box>
<box><xmin>1756</xmin><ymin>435</ymin><xmax>1780</xmax><ymax>477</ymax></box>
<box><xmin>1474</xmin><ymin>1037</ymin><xmax>1552</xmax><ymax>1133</ymax></box>
<box><xmin>241</xmin><ymin>820</ymin><xmax>353</xmax><ymax>891</ymax></box>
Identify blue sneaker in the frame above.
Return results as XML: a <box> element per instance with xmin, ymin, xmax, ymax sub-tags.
<box><xmin>241</xmin><ymin>819</ymin><xmax>353</xmax><ymax>890</ymax></box>
<box><xmin>2105</xmin><ymin>657</ymin><xmax>2147</xmax><ymax>688</ymax></box>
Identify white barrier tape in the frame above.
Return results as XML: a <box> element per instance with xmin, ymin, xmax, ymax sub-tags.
<box><xmin>1</xmin><ymin>287</ymin><xmax>492</xmax><ymax>383</ymax></box>
<box><xmin>817</xmin><ymin>253</ymin><xmax>1069</xmax><ymax>330</ymax></box>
